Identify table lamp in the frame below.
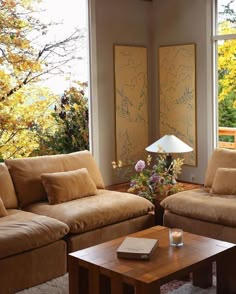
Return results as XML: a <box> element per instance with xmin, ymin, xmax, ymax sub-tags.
<box><xmin>145</xmin><ymin>134</ymin><xmax>193</xmax><ymax>169</ymax></box>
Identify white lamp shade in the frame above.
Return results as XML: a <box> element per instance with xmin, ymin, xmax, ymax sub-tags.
<box><xmin>145</xmin><ymin>135</ymin><xmax>193</xmax><ymax>154</ymax></box>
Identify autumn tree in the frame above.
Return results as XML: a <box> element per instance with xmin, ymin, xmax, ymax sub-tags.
<box><xmin>36</xmin><ymin>81</ymin><xmax>89</xmax><ymax>155</ymax></box>
<box><xmin>217</xmin><ymin>1</ymin><xmax>236</xmax><ymax>140</ymax></box>
<box><xmin>0</xmin><ymin>0</ymin><xmax>85</xmax><ymax>159</ymax></box>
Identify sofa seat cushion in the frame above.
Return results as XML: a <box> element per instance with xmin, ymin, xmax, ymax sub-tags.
<box><xmin>24</xmin><ymin>189</ymin><xmax>154</xmax><ymax>234</ymax></box>
<box><xmin>161</xmin><ymin>188</ymin><xmax>236</xmax><ymax>227</ymax></box>
<box><xmin>0</xmin><ymin>209</ymin><xmax>69</xmax><ymax>259</ymax></box>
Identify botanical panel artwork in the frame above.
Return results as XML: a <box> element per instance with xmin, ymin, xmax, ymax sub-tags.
<box><xmin>159</xmin><ymin>44</ymin><xmax>197</xmax><ymax>166</ymax></box>
<box><xmin>114</xmin><ymin>45</ymin><xmax>148</xmax><ymax>166</ymax></box>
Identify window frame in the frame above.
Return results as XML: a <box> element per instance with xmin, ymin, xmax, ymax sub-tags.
<box><xmin>212</xmin><ymin>0</ymin><xmax>236</xmax><ymax>147</ymax></box>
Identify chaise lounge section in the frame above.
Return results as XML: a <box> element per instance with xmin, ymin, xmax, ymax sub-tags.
<box><xmin>161</xmin><ymin>148</ymin><xmax>236</xmax><ymax>243</ymax></box>
<box><xmin>0</xmin><ymin>163</ymin><xmax>69</xmax><ymax>294</ymax></box>
<box><xmin>0</xmin><ymin>150</ymin><xmax>154</xmax><ymax>293</ymax></box>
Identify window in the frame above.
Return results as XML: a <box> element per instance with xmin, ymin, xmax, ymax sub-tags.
<box><xmin>0</xmin><ymin>0</ymin><xmax>89</xmax><ymax>160</ymax></box>
<box><xmin>213</xmin><ymin>0</ymin><xmax>236</xmax><ymax>149</ymax></box>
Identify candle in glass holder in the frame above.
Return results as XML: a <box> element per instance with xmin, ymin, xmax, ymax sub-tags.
<box><xmin>169</xmin><ymin>228</ymin><xmax>183</xmax><ymax>247</ymax></box>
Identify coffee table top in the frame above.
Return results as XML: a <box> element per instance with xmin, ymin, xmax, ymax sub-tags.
<box><xmin>69</xmin><ymin>226</ymin><xmax>235</xmax><ymax>285</ymax></box>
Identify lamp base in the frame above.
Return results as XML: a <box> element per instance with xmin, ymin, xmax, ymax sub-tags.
<box><xmin>165</xmin><ymin>154</ymin><xmax>177</xmax><ymax>184</ymax></box>
<box><xmin>165</xmin><ymin>154</ymin><xmax>173</xmax><ymax>171</ymax></box>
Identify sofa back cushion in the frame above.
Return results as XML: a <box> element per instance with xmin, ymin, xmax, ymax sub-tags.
<box><xmin>0</xmin><ymin>163</ymin><xmax>18</xmax><ymax>209</ymax></box>
<box><xmin>0</xmin><ymin>197</ymin><xmax>8</xmax><ymax>217</ymax></box>
<box><xmin>41</xmin><ymin>168</ymin><xmax>97</xmax><ymax>205</ymax></box>
<box><xmin>204</xmin><ymin>148</ymin><xmax>236</xmax><ymax>188</ymax></box>
<box><xmin>5</xmin><ymin>150</ymin><xmax>104</xmax><ymax>207</ymax></box>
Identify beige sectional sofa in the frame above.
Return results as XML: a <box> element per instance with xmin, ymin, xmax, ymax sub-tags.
<box><xmin>161</xmin><ymin>148</ymin><xmax>236</xmax><ymax>244</ymax></box>
<box><xmin>0</xmin><ymin>151</ymin><xmax>154</xmax><ymax>293</ymax></box>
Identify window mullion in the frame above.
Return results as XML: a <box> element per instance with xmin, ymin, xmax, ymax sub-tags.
<box><xmin>213</xmin><ymin>34</ymin><xmax>236</xmax><ymax>41</ymax></box>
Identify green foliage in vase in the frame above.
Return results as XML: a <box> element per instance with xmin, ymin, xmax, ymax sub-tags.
<box><xmin>112</xmin><ymin>154</ymin><xmax>184</xmax><ymax>203</ymax></box>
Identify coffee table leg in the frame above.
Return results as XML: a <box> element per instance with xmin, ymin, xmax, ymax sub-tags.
<box><xmin>135</xmin><ymin>282</ymin><xmax>160</xmax><ymax>294</ymax></box>
<box><xmin>111</xmin><ymin>276</ymin><xmax>123</xmax><ymax>294</ymax></box>
<box><xmin>192</xmin><ymin>263</ymin><xmax>212</xmax><ymax>288</ymax></box>
<box><xmin>68</xmin><ymin>256</ymin><xmax>80</xmax><ymax>294</ymax></box>
<box><xmin>89</xmin><ymin>266</ymin><xmax>100</xmax><ymax>294</ymax></box>
<box><xmin>217</xmin><ymin>247</ymin><xmax>236</xmax><ymax>294</ymax></box>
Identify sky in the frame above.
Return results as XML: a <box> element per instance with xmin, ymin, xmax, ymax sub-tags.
<box><xmin>218</xmin><ymin>0</ymin><xmax>236</xmax><ymax>24</ymax></box>
<box><xmin>39</xmin><ymin>0</ymin><xmax>87</xmax><ymax>31</ymax></box>
<box><xmin>37</xmin><ymin>0</ymin><xmax>88</xmax><ymax>93</ymax></box>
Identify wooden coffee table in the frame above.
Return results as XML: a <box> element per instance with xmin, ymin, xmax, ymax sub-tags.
<box><xmin>68</xmin><ymin>226</ymin><xmax>236</xmax><ymax>294</ymax></box>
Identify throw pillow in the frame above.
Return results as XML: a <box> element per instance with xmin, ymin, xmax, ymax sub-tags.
<box><xmin>41</xmin><ymin>168</ymin><xmax>97</xmax><ymax>205</ymax></box>
<box><xmin>204</xmin><ymin>148</ymin><xmax>236</xmax><ymax>188</ymax></box>
<box><xmin>210</xmin><ymin>167</ymin><xmax>236</xmax><ymax>195</ymax></box>
<box><xmin>0</xmin><ymin>197</ymin><xmax>8</xmax><ymax>217</ymax></box>
<box><xmin>5</xmin><ymin>150</ymin><xmax>105</xmax><ymax>208</ymax></box>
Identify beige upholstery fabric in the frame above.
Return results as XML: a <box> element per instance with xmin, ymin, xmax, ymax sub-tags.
<box><xmin>0</xmin><ymin>197</ymin><xmax>8</xmax><ymax>217</ymax></box>
<box><xmin>41</xmin><ymin>168</ymin><xmax>97</xmax><ymax>204</ymax></box>
<box><xmin>163</xmin><ymin>210</ymin><xmax>236</xmax><ymax>244</ymax></box>
<box><xmin>67</xmin><ymin>214</ymin><xmax>154</xmax><ymax>252</ymax></box>
<box><xmin>0</xmin><ymin>163</ymin><xmax>18</xmax><ymax>209</ymax></box>
<box><xmin>24</xmin><ymin>189</ymin><xmax>154</xmax><ymax>233</ymax></box>
<box><xmin>204</xmin><ymin>148</ymin><xmax>236</xmax><ymax>188</ymax></box>
<box><xmin>58</xmin><ymin>150</ymin><xmax>105</xmax><ymax>188</ymax></box>
<box><xmin>0</xmin><ymin>240</ymin><xmax>67</xmax><ymax>294</ymax></box>
<box><xmin>5</xmin><ymin>150</ymin><xmax>104</xmax><ymax>207</ymax></box>
<box><xmin>161</xmin><ymin>188</ymin><xmax>236</xmax><ymax>227</ymax></box>
<box><xmin>211</xmin><ymin>168</ymin><xmax>236</xmax><ymax>195</ymax></box>
<box><xmin>0</xmin><ymin>209</ymin><xmax>69</xmax><ymax>259</ymax></box>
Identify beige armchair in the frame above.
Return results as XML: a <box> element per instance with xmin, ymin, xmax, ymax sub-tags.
<box><xmin>161</xmin><ymin>148</ymin><xmax>236</xmax><ymax>243</ymax></box>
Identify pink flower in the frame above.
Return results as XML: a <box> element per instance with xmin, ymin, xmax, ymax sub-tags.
<box><xmin>135</xmin><ymin>160</ymin><xmax>145</xmax><ymax>172</ymax></box>
<box><xmin>150</xmin><ymin>173</ymin><xmax>160</xmax><ymax>183</ymax></box>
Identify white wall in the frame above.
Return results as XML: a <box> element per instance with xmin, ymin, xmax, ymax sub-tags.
<box><xmin>150</xmin><ymin>0</ymin><xmax>213</xmax><ymax>183</ymax></box>
<box><xmin>89</xmin><ymin>0</ymin><xmax>213</xmax><ymax>185</ymax></box>
<box><xmin>89</xmin><ymin>0</ymin><xmax>152</xmax><ymax>185</ymax></box>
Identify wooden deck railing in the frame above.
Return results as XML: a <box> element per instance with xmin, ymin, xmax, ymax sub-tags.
<box><xmin>218</xmin><ymin>127</ymin><xmax>236</xmax><ymax>149</ymax></box>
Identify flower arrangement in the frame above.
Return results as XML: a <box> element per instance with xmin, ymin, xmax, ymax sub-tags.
<box><xmin>112</xmin><ymin>154</ymin><xmax>184</xmax><ymax>203</ymax></box>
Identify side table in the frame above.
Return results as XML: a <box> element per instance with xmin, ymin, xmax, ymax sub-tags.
<box><xmin>106</xmin><ymin>182</ymin><xmax>203</xmax><ymax>225</ymax></box>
